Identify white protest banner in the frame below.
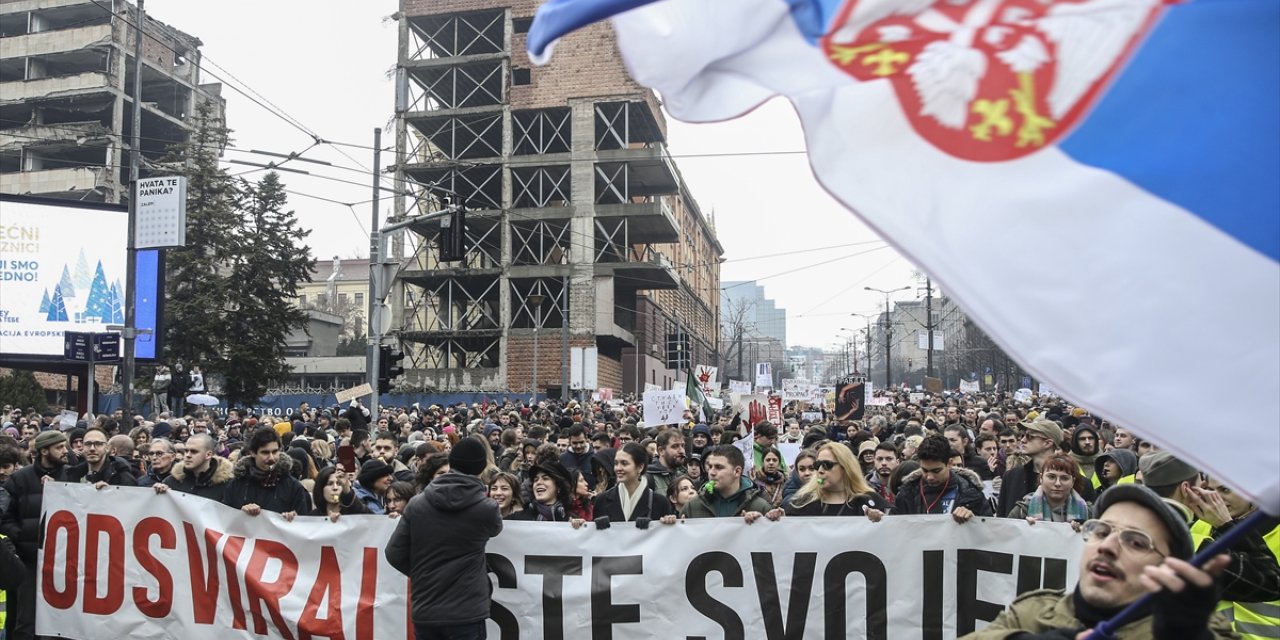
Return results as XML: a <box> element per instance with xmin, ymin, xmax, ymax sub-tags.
<box><xmin>643</xmin><ymin>382</ymin><xmax>662</xmax><ymax>394</ymax></box>
<box><xmin>778</xmin><ymin>442</ymin><xmax>802</xmax><ymax>468</ymax></box>
<box><xmin>755</xmin><ymin>362</ymin><xmax>773</xmax><ymax>389</ymax></box>
<box><xmin>865</xmin><ymin>380</ymin><xmax>875</xmax><ymax>404</ymax></box>
<box><xmin>1039</xmin><ymin>384</ymin><xmax>1058</xmax><ymax>397</ymax></box>
<box><xmin>732</xmin><ymin>434</ymin><xmax>755</xmax><ymax>476</ymax></box>
<box><xmin>737</xmin><ymin>393</ymin><xmax>770</xmax><ymax>427</ymax></box>
<box><xmin>806</xmin><ymin>385</ymin><xmax>824</xmax><ymax>407</ymax></box>
<box><xmin>909</xmin><ymin>392</ymin><xmax>926</xmax><ymax>405</ymax></box>
<box><xmin>40</xmin><ymin>485</ymin><xmax>1084</xmax><ymax>639</ymax></box>
<box><xmin>38</xmin><ymin>483</ymin><xmax>407</xmax><ymax>640</ymax></box>
<box><xmin>728</xmin><ymin>379</ymin><xmax>752</xmax><ymax>395</ymax></box>
<box><xmin>484</xmin><ymin>517</ymin><xmax>1082</xmax><ymax>639</ymax></box>
<box><xmin>801</xmin><ymin>411</ymin><xmax>822</xmax><ymax>423</ymax></box>
<box><xmin>705</xmin><ymin>397</ymin><xmax>724</xmax><ymax>411</ymax></box>
<box><xmin>694</xmin><ymin>364</ymin><xmax>718</xmax><ymax>394</ymax></box>
<box><xmin>781</xmin><ymin>378</ymin><xmax>807</xmax><ymax>402</ymax></box>
<box><xmin>335</xmin><ymin>382</ymin><xmax>374</xmax><ymax>404</ymax></box>
<box><xmin>58</xmin><ymin>410</ymin><xmax>78</xmax><ymax>429</ymax></box>
<box><xmin>1014</xmin><ymin>388</ymin><xmax>1033</xmax><ymax>403</ymax></box>
<box><xmin>868</xmin><ymin>397</ymin><xmax>891</xmax><ymax>406</ymax></box>
<box><xmin>960</xmin><ymin>379</ymin><xmax>981</xmax><ymax>394</ymax></box>
<box><xmin>643</xmin><ymin>389</ymin><xmax>686</xmax><ymax>426</ymax></box>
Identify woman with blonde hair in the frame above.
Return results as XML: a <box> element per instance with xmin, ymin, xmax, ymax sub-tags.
<box><xmin>784</xmin><ymin>442</ymin><xmax>886</xmax><ymax>519</ymax></box>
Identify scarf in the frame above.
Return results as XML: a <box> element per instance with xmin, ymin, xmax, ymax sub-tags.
<box><xmin>618</xmin><ymin>477</ymin><xmax>647</xmax><ymax>521</ymax></box>
<box><xmin>1026</xmin><ymin>486</ymin><xmax>1090</xmax><ymax>522</ymax></box>
<box><xmin>533</xmin><ymin>501</ymin><xmax>566</xmax><ymax>522</ymax></box>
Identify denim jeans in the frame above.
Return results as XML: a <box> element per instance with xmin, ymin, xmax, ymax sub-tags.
<box><xmin>414</xmin><ymin>621</ymin><xmax>487</xmax><ymax>640</ymax></box>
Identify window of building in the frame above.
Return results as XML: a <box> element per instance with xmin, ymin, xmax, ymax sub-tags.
<box><xmin>354</xmin><ymin>293</ymin><xmax>364</xmax><ymax>306</ymax></box>
<box><xmin>299</xmin><ymin>294</ymin><xmax>307</xmax><ymax>306</ymax></box>
<box><xmin>512</xmin><ymin>68</ymin><xmax>532</xmax><ymax>86</ymax></box>
<box><xmin>513</xmin><ymin>17</ymin><xmax>533</xmax><ymax>33</ymax></box>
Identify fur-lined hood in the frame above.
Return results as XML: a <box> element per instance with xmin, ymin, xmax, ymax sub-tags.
<box><xmin>901</xmin><ymin>465</ymin><xmax>984</xmax><ymax>489</ymax></box>
<box><xmin>232</xmin><ymin>452</ymin><xmax>295</xmax><ymax>482</ymax></box>
<box><xmin>169</xmin><ymin>455</ymin><xmax>235</xmax><ymax>485</ymax></box>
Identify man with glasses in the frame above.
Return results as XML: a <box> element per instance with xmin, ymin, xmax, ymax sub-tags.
<box><xmin>961</xmin><ymin>484</ymin><xmax>1236</xmax><ymax>639</ymax></box>
<box><xmin>997</xmin><ymin>417</ymin><xmax>1063</xmax><ymax>518</ymax></box>
<box><xmin>136</xmin><ymin>438</ymin><xmax>176</xmax><ymax>487</ymax></box>
<box><xmin>68</xmin><ymin>428</ymin><xmax>137</xmax><ymax>487</ymax></box>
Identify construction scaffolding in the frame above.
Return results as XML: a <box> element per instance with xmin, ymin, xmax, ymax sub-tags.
<box><xmin>390</xmin><ymin>1</ymin><xmax>723</xmax><ymax>396</ymax></box>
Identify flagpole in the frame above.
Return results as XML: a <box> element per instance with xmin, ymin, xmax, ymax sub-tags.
<box><xmin>1085</xmin><ymin>509</ymin><xmax>1278</xmax><ymax>639</ymax></box>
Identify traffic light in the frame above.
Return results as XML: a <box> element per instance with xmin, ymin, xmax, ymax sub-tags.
<box><xmin>378</xmin><ymin>345</ymin><xmax>406</xmax><ymax>394</ymax></box>
<box><xmin>439</xmin><ymin>201</ymin><xmax>467</xmax><ymax>262</ymax></box>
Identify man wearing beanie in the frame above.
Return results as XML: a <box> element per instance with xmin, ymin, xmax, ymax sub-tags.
<box><xmin>2</xmin><ymin>429</ymin><xmax>72</xmax><ymax>640</ymax></box>
<box><xmin>961</xmin><ymin>484</ymin><xmax>1236</xmax><ymax>639</ymax></box>
<box><xmin>387</xmin><ymin>435</ymin><xmax>501</xmax><ymax>640</ymax></box>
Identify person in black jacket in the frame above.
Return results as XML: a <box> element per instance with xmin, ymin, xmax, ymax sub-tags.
<box><xmin>385</xmin><ymin>435</ymin><xmax>501</xmax><ymax>640</ymax></box>
<box><xmin>222</xmin><ymin>428</ymin><xmax>310</xmax><ymax>520</ymax></box>
<box><xmin>67</xmin><ymin>427</ymin><xmax>137</xmax><ymax>487</ymax></box>
<box><xmin>155</xmin><ymin>434</ymin><xmax>233</xmax><ymax>502</ymax></box>
<box><xmin>997</xmin><ymin>417</ymin><xmax>1063</xmax><ymax>518</ymax></box>
<box><xmin>594</xmin><ymin>442</ymin><xmax>675</xmax><ymax>524</ymax></box>
<box><xmin>1</xmin><ymin>430</ymin><xmax>73</xmax><ymax>640</ymax></box>
<box><xmin>784</xmin><ymin>442</ymin><xmax>885</xmax><ymax>518</ymax></box>
<box><xmin>893</xmin><ymin>434</ymin><xmax>993</xmax><ymax>523</ymax></box>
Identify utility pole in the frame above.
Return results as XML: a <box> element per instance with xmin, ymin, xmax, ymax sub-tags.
<box><xmin>925</xmin><ymin>277</ymin><xmax>935</xmax><ymax>378</ymax></box>
<box><xmin>560</xmin><ymin>275</ymin><xmax>569</xmax><ymax>401</ymax></box>
<box><xmin>865</xmin><ymin>286</ymin><xmax>909</xmax><ymax>389</ymax></box>
<box><xmin>120</xmin><ymin>0</ymin><xmax>146</xmax><ymax>418</ymax></box>
<box><xmin>366</xmin><ymin>128</ymin><xmax>382</xmax><ymax>416</ymax></box>
<box><xmin>736</xmin><ymin>329</ymin><xmax>743</xmax><ymax>382</ymax></box>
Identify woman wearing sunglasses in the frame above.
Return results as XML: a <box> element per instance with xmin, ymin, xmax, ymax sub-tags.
<box><xmin>784</xmin><ymin>442</ymin><xmax>885</xmax><ymax>520</ymax></box>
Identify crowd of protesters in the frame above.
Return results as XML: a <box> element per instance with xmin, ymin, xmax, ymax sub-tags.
<box><xmin>1</xmin><ymin>388</ymin><xmax>1277</xmax><ymax>639</ymax></box>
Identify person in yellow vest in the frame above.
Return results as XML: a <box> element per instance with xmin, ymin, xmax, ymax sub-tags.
<box><xmin>0</xmin><ymin>530</ymin><xmax>23</xmax><ymax>640</ymax></box>
<box><xmin>1140</xmin><ymin>451</ymin><xmax>1280</xmax><ymax>607</ymax></box>
<box><xmin>1203</xmin><ymin>476</ymin><xmax>1280</xmax><ymax>640</ymax></box>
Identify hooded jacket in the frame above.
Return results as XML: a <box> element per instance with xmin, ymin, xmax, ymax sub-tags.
<box><xmin>385</xmin><ymin>472</ymin><xmax>502</xmax><ymax>626</ymax></box>
<box><xmin>1095</xmin><ymin>448</ymin><xmax>1139</xmax><ymax>489</ymax></box>
<box><xmin>67</xmin><ymin>455</ymin><xmax>138</xmax><ymax>487</ymax></box>
<box><xmin>681</xmin><ymin>476</ymin><xmax>774</xmax><ymax>518</ymax></box>
<box><xmin>644</xmin><ymin>459</ymin><xmax>677</xmax><ymax>498</ymax></box>
<box><xmin>892</xmin><ymin>466</ymin><xmax>993</xmax><ymax>517</ymax></box>
<box><xmin>1070</xmin><ymin>426</ymin><xmax>1101</xmax><ymax>483</ymax></box>
<box><xmin>222</xmin><ymin>454</ymin><xmax>311</xmax><ymax>515</ymax></box>
<box><xmin>164</xmin><ymin>456</ymin><xmax>234</xmax><ymax>502</ymax></box>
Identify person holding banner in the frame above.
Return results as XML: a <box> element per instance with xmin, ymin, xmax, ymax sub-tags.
<box><xmin>313</xmin><ymin>465</ymin><xmax>370</xmax><ymax>521</ymax></box>
<box><xmin>893</xmin><ymin>435</ymin><xmax>992</xmax><ymax>523</ymax></box>
<box><xmin>594</xmin><ymin>442</ymin><xmax>675</xmax><ymax>524</ymax></box>
<box><xmin>222</xmin><ymin>428</ymin><xmax>310</xmax><ymax>520</ymax></box>
<box><xmin>682</xmin><ymin>444</ymin><xmax>783</xmax><ymax>523</ymax></box>
<box><xmin>961</xmin><ymin>485</ymin><xmax>1236</xmax><ymax>640</ymax></box>
<box><xmin>785</xmin><ymin>442</ymin><xmax>885</xmax><ymax>519</ymax></box>
<box><xmin>1</xmin><ymin>430</ymin><xmax>71</xmax><ymax>640</ymax></box>
<box><xmin>1006</xmin><ymin>454</ymin><xmax>1091</xmax><ymax>525</ymax></box>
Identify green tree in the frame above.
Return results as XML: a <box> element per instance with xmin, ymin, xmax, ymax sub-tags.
<box><xmin>0</xmin><ymin>369</ymin><xmax>48</xmax><ymax>413</ymax></box>
<box><xmin>219</xmin><ymin>172</ymin><xmax>314</xmax><ymax>405</ymax></box>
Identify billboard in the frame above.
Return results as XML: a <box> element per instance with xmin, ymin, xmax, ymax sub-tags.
<box><xmin>0</xmin><ymin>196</ymin><xmax>162</xmax><ymax>361</ymax></box>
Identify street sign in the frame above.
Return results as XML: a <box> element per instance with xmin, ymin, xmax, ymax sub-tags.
<box><xmin>64</xmin><ymin>331</ymin><xmax>91</xmax><ymax>361</ymax></box>
<box><xmin>95</xmin><ymin>333</ymin><xmax>120</xmax><ymax>361</ymax></box>
<box><xmin>135</xmin><ymin>176</ymin><xmax>188</xmax><ymax>249</ymax></box>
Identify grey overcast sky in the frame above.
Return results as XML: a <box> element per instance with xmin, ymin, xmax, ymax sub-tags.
<box><xmin>146</xmin><ymin>0</ymin><xmax>923</xmax><ymax>350</ymax></box>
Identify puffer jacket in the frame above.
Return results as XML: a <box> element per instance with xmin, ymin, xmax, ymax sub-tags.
<box><xmin>164</xmin><ymin>456</ymin><xmax>234</xmax><ymax>502</ymax></box>
<box><xmin>222</xmin><ymin>454</ymin><xmax>311</xmax><ymax>515</ymax></box>
<box><xmin>893</xmin><ymin>466</ymin><xmax>993</xmax><ymax>517</ymax></box>
<box><xmin>1</xmin><ymin>461</ymin><xmax>74</xmax><ymax>562</ymax></box>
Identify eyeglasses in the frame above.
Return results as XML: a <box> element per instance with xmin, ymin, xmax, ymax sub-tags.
<box><xmin>1081</xmin><ymin>519</ymin><xmax>1166</xmax><ymax>558</ymax></box>
<box><xmin>83</xmin><ymin>441</ymin><xmax>107</xmax><ymax>449</ymax></box>
<box><xmin>814</xmin><ymin>460</ymin><xmax>837</xmax><ymax>472</ymax></box>
<box><xmin>147</xmin><ymin>451</ymin><xmax>171</xmax><ymax>457</ymax></box>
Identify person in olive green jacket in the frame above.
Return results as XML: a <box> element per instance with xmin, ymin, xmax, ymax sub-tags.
<box><xmin>681</xmin><ymin>444</ymin><xmax>783</xmax><ymax>524</ymax></box>
<box><xmin>961</xmin><ymin>485</ymin><xmax>1237</xmax><ymax>640</ymax></box>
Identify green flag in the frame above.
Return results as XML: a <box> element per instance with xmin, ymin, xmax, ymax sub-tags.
<box><xmin>686</xmin><ymin>368</ymin><xmax>714</xmax><ymax>422</ymax></box>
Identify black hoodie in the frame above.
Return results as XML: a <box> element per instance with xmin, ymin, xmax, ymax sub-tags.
<box><xmin>385</xmin><ymin>472</ymin><xmax>502</xmax><ymax>626</ymax></box>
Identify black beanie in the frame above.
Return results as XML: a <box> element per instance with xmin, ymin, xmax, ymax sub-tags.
<box><xmin>449</xmin><ymin>437</ymin><xmax>488</xmax><ymax>476</ymax></box>
<box><xmin>357</xmin><ymin>459</ymin><xmax>393</xmax><ymax>488</ymax></box>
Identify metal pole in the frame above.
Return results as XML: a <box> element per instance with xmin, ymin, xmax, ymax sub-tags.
<box><xmin>926</xmin><ymin>277</ymin><xmax>935</xmax><ymax>378</ymax></box>
<box><xmin>120</xmin><ymin>0</ymin><xmax>145</xmax><ymax>421</ymax></box>
<box><xmin>367</xmin><ymin>128</ymin><xmax>382</xmax><ymax>415</ymax></box>
<box><xmin>532</xmin><ymin>305</ymin><xmax>540</xmax><ymax>403</ymax></box>
<box><xmin>560</xmin><ymin>275</ymin><xmax>569</xmax><ymax>401</ymax></box>
<box><xmin>87</xmin><ymin>348</ymin><xmax>96</xmax><ymax>417</ymax></box>
<box><xmin>883</xmin><ymin>296</ymin><xmax>892</xmax><ymax>389</ymax></box>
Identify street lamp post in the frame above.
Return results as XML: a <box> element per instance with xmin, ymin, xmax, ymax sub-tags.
<box><xmin>849</xmin><ymin>312</ymin><xmax>875</xmax><ymax>377</ymax></box>
<box><xmin>864</xmin><ymin>286</ymin><xmax>910</xmax><ymax>389</ymax></box>
<box><xmin>528</xmin><ymin>294</ymin><xmax>545</xmax><ymax>403</ymax></box>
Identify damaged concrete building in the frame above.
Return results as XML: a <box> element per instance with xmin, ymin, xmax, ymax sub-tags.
<box><xmin>0</xmin><ymin>0</ymin><xmax>224</xmax><ymax>203</ymax></box>
<box><xmin>390</xmin><ymin>1</ymin><xmax>723</xmax><ymax>397</ymax></box>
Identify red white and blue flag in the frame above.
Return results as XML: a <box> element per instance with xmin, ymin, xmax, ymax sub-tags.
<box><xmin>530</xmin><ymin>0</ymin><xmax>1280</xmax><ymax>511</ymax></box>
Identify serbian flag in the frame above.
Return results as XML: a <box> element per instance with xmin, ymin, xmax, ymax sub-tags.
<box><xmin>530</xmin><ymin>0</ymin><xmax>1280</xmax><ymax>511</ymax></box>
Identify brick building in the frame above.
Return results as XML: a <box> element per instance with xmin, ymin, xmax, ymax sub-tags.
<box><xmin>389</xmin><ymin>1</ymin><xmax>722</xmax><ymax>397</ymax></box>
